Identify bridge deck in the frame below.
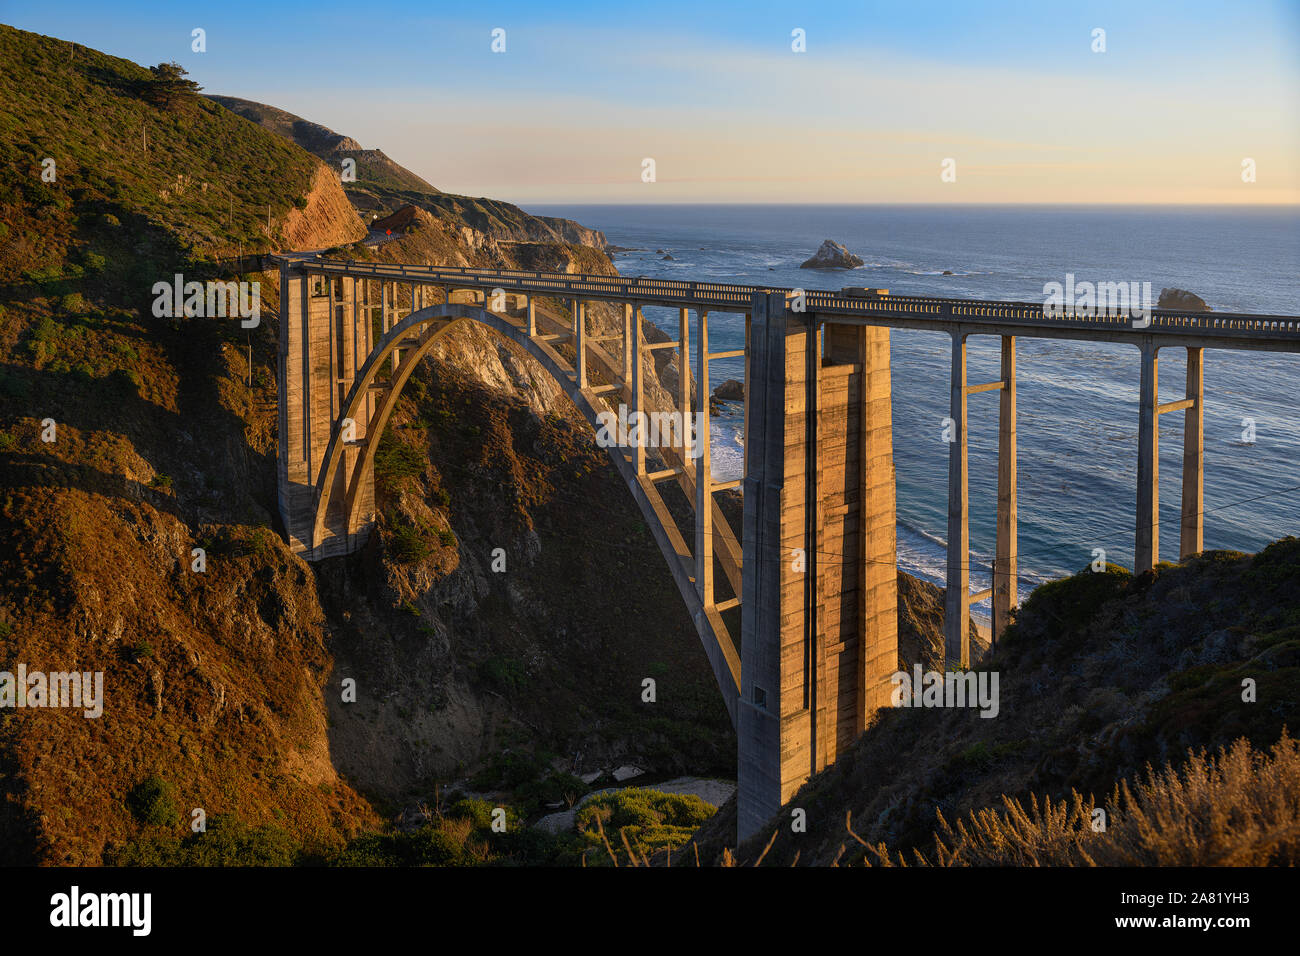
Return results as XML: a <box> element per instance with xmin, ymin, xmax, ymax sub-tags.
<box><xmin>287</xmin><ymin>258</ymin><xmax>1300</xmax><ymax>352</ymax></box>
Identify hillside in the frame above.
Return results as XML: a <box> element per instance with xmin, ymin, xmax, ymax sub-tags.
<box><xmin>687</xmin><ymin>543</ymin><xmax>1300</xmax><ymax>865</ymax></box>
<box><xmin>0</xmin><ymin>28</ymin><xmax>363</xmax><ymax>278</ymax></box>
<box><xmin>204</xmin><ymin>94</ymin><xmax>607</xmax><ymax>249</ymax></box>
<box><xmin>205</xmin><ymin>95</ymin><xmax>443</xmax><ymax>196</ymax></box>
<box><xmin>0</xmin><ymin>25</ymin><xmax>732</xmax><ymax>865</ymax></box>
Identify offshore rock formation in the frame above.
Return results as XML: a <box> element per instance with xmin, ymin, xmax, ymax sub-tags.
<box><xmin>1159</xmin><ymin>288</ymin><xmax>1213</xmax><ymax>311</ymax></box>
<box><xmin>800</xmin><ymin>239</ymin><xmax>865</xmax><ymax>270</ymax></box>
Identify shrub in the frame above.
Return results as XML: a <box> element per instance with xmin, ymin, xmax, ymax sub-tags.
<box><xmin>859</xmin><ymin>733</ymin><xmax>1300</xmax><ymax>867</ymax></box>
<box><xmin>388</xmin><ymin>518</ymin><xmax>432</xmax><ymax>564</ymax></box>
<box><xmin>576</xmin><ymin>788</ymin><xmax>717</xmax><ymax>863</ymax></box>
<box><xmin>127</xmin><ymin>776</ymin><xmax>180</xmax><ymax>827</ymax></box>
<box><xmin>373</xmin><ymin>434</ymin><xmax>424</xmax><ymax>488</ymax></box>
<box><xmin>109</xmin><ymin>816</ymin><xmax>300</xmax><ymax>866</ymax></box>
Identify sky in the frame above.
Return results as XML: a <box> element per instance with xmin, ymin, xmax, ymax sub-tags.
<box><xmin>5</xmin><ymin>0</ymin><xmax>1299</xmax><ymax>204</ymax></box>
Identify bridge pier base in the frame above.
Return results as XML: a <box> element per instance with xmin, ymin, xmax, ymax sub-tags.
<box><xmin>738</xmin><ymin>293</ymin><xmax>898</xmax><ymax>843</ymax></box>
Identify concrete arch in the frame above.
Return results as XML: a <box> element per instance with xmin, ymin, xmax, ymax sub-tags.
<box><xmin>309</xmin><ymin>299</ymin><xmax>743</xmax><ymax>730</ymax></box>
<box><xmin>313</xmin><ymin>301</ymin><xmax>611</xmax><ymax>548</ymax></box>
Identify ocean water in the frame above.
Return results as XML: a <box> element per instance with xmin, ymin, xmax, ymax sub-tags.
<box><xmin>530</xmin><ymin>204</ymin><xmax>1300</xmax><ymax>614</ymax></box>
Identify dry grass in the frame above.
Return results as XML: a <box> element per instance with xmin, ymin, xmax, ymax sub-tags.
<box><xmin>848</xmin><ymin>732</ymin><xmax>1299</xmax><ymax>866</ymax></box>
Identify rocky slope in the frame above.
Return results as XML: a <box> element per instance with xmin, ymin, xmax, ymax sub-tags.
<box><xmin>687</xmin><ymin>545</ymin><xmax>1300</xmax><ymax>865</ymax></box>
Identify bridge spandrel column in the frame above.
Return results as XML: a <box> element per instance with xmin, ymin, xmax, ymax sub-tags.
<box><xmin>1136</xmin><ymin>341</ymin><xmax>1160</xmax><ymax>573</ymax></box>
<box><xmin>1180</xmin><ymin>347</ymin><xmax>1205</xmax><ymax>560</ymax></box>
<box><xmin>993</xmin><ymin>335</ymin><xmax>1018</xmax><ymax>643</ymax></box>
<box><xmin>945</xmin><ymin>331</ymin><xmax>971</xmax><ymax>668</ymax></box>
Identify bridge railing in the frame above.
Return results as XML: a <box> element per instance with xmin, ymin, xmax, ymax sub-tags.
<box><xmin>290</xmin><ymin>258</ymin><xmax>1300</xmax><ymax>343</ymax></box>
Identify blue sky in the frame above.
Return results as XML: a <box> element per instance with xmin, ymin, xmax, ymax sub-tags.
<box><xmin>5</xmin><ymin>1</ymin><xmax>1298</xmax><ymax>203</ymax></box>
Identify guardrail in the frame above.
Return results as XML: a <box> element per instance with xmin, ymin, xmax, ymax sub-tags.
<box><xmin>275</xmin><ymin>256</ymin><xmax>1300</xmax><ymax>344</ymax></box>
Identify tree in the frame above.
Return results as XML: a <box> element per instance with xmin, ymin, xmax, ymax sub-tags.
<box><xmin>144</xmin><ymin>61</ymin><xmax>202</xmax><ymax>109</ymax></box>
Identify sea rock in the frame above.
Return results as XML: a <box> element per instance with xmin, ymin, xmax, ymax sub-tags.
<box><xmin>1158</xmin><ymin>288</ymin><xmax>1212</xmax><ymax>312</ymax></box>
<box><xmin>713</xmin><ymin>379</ymin><xmax>744</xmax><ymax>401</ymax></box>
<box><xmin>942</xmin><ymin>270</ymin><xmax>954</xmax><ymax>275</ymax></box>
<box><xmin>662</xmin><ymin>254</ymin><xmax>674</xmax><ymax>260</ymax></box>
<box><xmin>800</xmin><ymin>239</ymin><xmax>864</xmax><ymax>270</ymax></box>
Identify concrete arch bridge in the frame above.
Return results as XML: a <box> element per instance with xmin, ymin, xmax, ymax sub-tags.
<box><xmin>274</xmin><ymin>257</ymin><xmax>1300</xmax><ymax>840</ymax></box>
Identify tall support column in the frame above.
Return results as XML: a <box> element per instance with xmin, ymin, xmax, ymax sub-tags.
<box><xmin>278</xmin><ymin>264</ymin><xmax>310</xmax><ymax>551</ymax></box>
<box><xmin>526</xmin><ymin>295</ymin><xmax>536</xmax><ymax>337</ymax></box>
<box><xmin>300</xmin><ymin>274</ymin><xmax>312</xmax><ymax>472</ymax></box>
<box><xmin>1136</xmin><ymin>341</ymin><xmax>1160</xmax><ymax>573</ymax></box>
<box><xmin>327</xmin><ymin>278</ymin><xmax>337</xmax><ymax>422</ymax></box>
<box><xmin>630</xmin><ymin>304</ymin><xmax>646</xmax><ymax>476</ymax></box>
<box><xmin>351</xmin><ymin>277</ymin><xmax>359</xmax><ymax>381</ymax></box>
<box><xmin>678</xmin><ymin>307</ymin><xmax>691</xmax><ymax>453</ymax></box>
<box><xmin>695</xmin><ymin>310</ymin><xmax>714</xmax><ymax>608</ymax></box>
<box><xmin>384</xmin><ymin>282</ymin><xmax>396</xmax><ymax>375</ymax></box>
<box><xmin>739</xmin><ymin>291</ymin><xmax>794</xmax><ymax>842</ymax></box>
<box><xmin>743</xmin><ymin>312</ymin><xmax>751</xmax><ymax>462</ymax></box>
<box><xmin>1180</xmin><ymin>347</ymin><xmax>1205</xmax><ymax>560</ymax></box>
<box><xmin>993</xmin><ymin>335</ymin><xmax>1018</xmax><ymax>644</ymax></box>
<box><xmin>574</xmin><ymin>299</ymin><xmax>587</xmax><ymax>388</ymax></box>
<box><xmin>622</xmin><ymin>303</ymin><xmax>634</xmax><ymax>389</ymax></box>
<box><xmin>803</xmin><ymin>317</ymin><xmax>821</xmax><ymax>775</ymax></box>
<box><xmin>944</xmin><ymin>331</ymin><xmax>970</xmax><ymax>668</ymax></box>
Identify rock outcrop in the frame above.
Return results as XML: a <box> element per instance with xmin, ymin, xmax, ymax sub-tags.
<box><xmin>713</xmin><ymin>379</ymin><xmax>744</xmax><ymax>401</ymax></box>
<box><xmin>279</xmin><ymin>164</ymin><xmax>368</xmax><ymax>250</ymax></box>
<box><xmin>800</xmin><ymin>239</ymin><xmax>864</xmax><ymax>270</ymax></box>
<box><xmin>1158</xmin><ymin>288</ymin><xmax>1212</xmax><ymax>311</ymax></box>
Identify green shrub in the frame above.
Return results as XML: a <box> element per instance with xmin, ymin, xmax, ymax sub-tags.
<box><xmin>575</xmin><ymin>788</ymin><xmax>717</xmax><ymax>862</ymax></box>
<box><xmin>389</xmin><ymin>518</ymin><xmax>432</xmax><ymax>564</ymax></box>
<box><xmin>127</xmin><ymin>776</ymin><xmax>180</xmax><ymax>827</ymax></box>
<box><xmin>109</xmin><ymin>816</ymin><xmax>301</xmax><ymax>866</ymax></box>
<box><xmin>373</xmin><ymin>434</ymin><xmax>424</xmax><ymax>488</ymax></box>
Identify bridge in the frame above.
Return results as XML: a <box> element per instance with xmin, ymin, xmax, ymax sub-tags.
<box><xmin>274</xmin><ymin>256</ymin><xmax>1300</xmax><ymax>842</ymax></box>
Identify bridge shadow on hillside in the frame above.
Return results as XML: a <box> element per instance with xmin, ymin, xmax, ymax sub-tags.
<box><xmin>0</xmin><ymin>333</ymin><xmax>277</xmax><ymax>528</ymax></box>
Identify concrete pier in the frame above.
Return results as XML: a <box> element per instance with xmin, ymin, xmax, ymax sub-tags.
<box><xmin>738</xmin><ymin>293</ymin><xmax>897</xmax><ymax>841</ymax></box>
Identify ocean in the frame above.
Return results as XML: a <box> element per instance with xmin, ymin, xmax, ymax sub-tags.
<box><xmin>529</xmin><ymin>204</ymin><xmax>1300</xmax><ymax>618</ymax></box>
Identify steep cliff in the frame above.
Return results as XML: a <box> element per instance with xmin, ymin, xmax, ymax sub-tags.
<box><xmin>280</xmin><ymin>165</ymin><xmax>367</xmax><ymax>250</ymax></box>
